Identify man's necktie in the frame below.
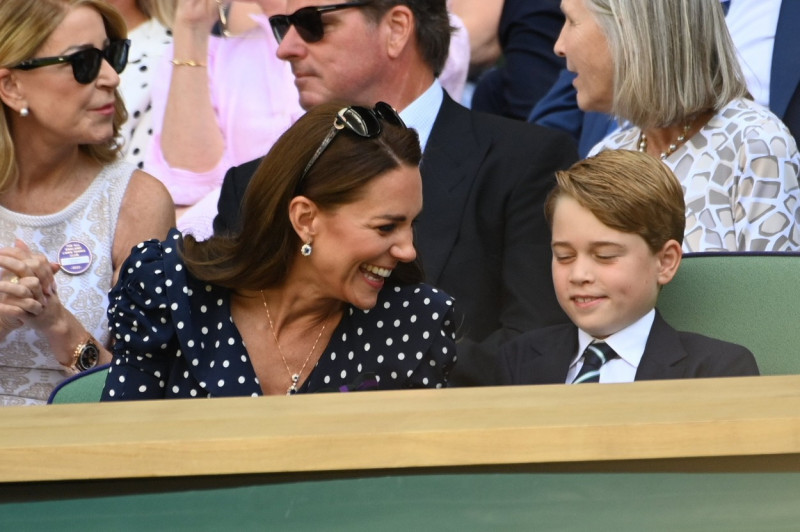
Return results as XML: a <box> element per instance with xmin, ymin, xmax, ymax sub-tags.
<box><xmin>572</xmin><ymin>342</ymin><xmax>618</xmax><ymax>384</ymax></box>
<box><xmin>720</xmin><ymin>0</ymin><xmax>731</xmax><ymax>16</ymax></box>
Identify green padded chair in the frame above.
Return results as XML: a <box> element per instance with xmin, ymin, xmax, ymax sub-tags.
<box><xmin>657</xmin><ymin>252</ymin><xmax>800</xmax><ymax>376</ymax></box>
<box><xmin>47</xmin><ymin>363</ymin><xmax>110</xmax><ymax>404</ymax></box>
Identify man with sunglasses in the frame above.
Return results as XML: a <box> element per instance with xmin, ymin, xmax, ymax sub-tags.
<box><xmin>214</xmin><ymin>0</ymin><xmax>578</xmax><ymax>386</ymax></box>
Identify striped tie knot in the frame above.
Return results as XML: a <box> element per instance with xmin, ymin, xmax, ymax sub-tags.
<box><xmin>572</xmin><ymin>342</ymin><xmax>618</xmax><ymax>384</ymax></box>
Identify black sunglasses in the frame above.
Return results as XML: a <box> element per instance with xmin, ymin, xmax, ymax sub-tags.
<box><xmin>299</xmin><ymin>102</ymin><xmax>406</xmax><ymax>188</ymax></box>
<box><xmin>269</xmin><ymin>2</ymin><xmax>370</xmax><ymax>44</ymax></box>
<box><xmin>12</xmin><ymin>39</ymin><xmax>131</xmax><ymax>84</ymax></box>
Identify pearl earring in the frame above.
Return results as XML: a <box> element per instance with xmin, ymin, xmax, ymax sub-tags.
<box><xmin>20</xmin><ymin>107</ymin><xmax>29</xmax><ymax>117</ymax></box>
<box><xmin>300</xmin><ymin>242</ymin><xmax>312</xmax><ymax>257</ymax></box>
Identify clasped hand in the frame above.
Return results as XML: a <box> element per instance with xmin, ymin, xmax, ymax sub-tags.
<box><xmin>0</xmin><ymin>239</ymin><xmax>60</xmax><ymax>335</ymax></box>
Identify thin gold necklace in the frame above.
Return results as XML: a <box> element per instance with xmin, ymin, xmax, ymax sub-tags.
<box><xmin>260</xmin><ymin>290</ymin><xmax>330</xmax><ymax>395</ymax></box>
<box><xmin>638</xmin><ymin>122</ymin><xmax>692</xmax><ymax>160</ymax></box>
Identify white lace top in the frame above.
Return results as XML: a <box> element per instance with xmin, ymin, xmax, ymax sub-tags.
<box><xmin>590</xmin><ymin>98</ymin><xmax>800</xmax><ymax>252</ymax></box>
<box><xmin>0</xmin><ymin>160</ymin><xmax>134</xmax><ymax>405</ymax></box>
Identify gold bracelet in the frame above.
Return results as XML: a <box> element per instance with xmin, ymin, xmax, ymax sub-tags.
<box><xmin>171</xmin><ymin>59</ymin><xmax>206</xmax><ymax>67</ymax></box>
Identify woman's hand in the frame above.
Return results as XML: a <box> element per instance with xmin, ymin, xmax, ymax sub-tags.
<box><xmin>174</xmin><ymin>0</ymin><xmax>227</xmax><ymax>34</ymax></box>
<box><xmin>0</xmin><ymin>240</ymin><xmax>112</xmax><ymax>367</ymax></box>
<box><xmin>0</xmin><ymin>240</ymin><xmax>60</xmax><ymax>336</ymax></box>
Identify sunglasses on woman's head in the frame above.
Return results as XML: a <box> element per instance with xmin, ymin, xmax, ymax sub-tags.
<box><xmin>298</xmin><ymin>102</ymin><xmax>406</xmax><ymax>188</ymax></box>
<box><xmin>269</xmin><ymin>2</ymin><xmax>371</xmax><ymax>44</ymax></box>
<box><xmin>12</xmin><ymin>39</ymin><xmax>130</xmax><ymax>84</ymax></box>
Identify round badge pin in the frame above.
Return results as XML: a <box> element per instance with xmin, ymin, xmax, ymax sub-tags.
<box><xmin>58</xmin><ymin>241</ymin><xmax>93</xmax><ymax>275</ymax></box>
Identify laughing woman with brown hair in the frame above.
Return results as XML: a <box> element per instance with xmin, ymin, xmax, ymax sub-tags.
<box><xmin>102</xmin><ymin>102</ymin><xmax>457</xmax><ymax>400</ymax></box>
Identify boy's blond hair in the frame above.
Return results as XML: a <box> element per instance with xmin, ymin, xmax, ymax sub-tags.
<box><xmin>545</xmin><ymin>150</ymin><xmax>685</xmax><ymax>253</ymax></box>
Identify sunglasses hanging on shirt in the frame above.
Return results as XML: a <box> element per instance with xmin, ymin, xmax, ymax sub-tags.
<box><xmin>12</xmin><ymin>39</ymin><xmax>130</xmax><ymax>84</ymax></box>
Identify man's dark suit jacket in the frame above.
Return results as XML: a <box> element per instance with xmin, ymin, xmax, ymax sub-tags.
<box><xmin>530</xmin><ymin>0</ymin><xmax>800</xmax><ymax>156</ymax></box>
<box><xmin>471</xmin><ymin>0</ymin><xmax>565</xmax><ymax>120</ymax></box>
<box><xmin>496</xmin><ymin>311</ymin><xmax>760</xmax><ymax>385</ymax></box>
<box><xmin>213</xmin><ymin>94</ymin><xmax>578</xmax><ymax>386</ymax></box>
<box><xmin>771</xmin><ymin>0</ymin><xmax>800</xmax><ymax>143</ymax></box>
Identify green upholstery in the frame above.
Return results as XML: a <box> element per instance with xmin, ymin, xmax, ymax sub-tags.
<box><xmin>3</xmin><ymin>472</ymin><xmax>800</xmax><ymax>530</ymax></box>
<box><xmin>47</xmin><ymin>364</ymin><xmax>110</xmax><ymax>404</ymax></box>
<box><xmin>657</xmin><ymin>252</ymin><xmax>800</xmax><ymax>375</ymax></box>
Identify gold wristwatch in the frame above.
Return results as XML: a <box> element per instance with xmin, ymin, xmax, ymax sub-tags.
<box><xmin>67</xmin><ymin>336</ymin><xmax>101</xmax><ymax>372</ymax></box>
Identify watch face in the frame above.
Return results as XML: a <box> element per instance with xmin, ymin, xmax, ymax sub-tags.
<box><xmin>77</xmin><ymin>342</ymin><xmax>100</xmax><ymax>371</ymax></box>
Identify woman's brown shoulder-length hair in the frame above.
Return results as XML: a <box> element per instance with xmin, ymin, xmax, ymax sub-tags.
<box><xmin>181</xmin><ymin>102</ymin><xmax>425</xmax><ymax>290</ymax></box>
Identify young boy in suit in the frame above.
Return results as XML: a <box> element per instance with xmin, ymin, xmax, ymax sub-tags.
<box><xmin>496</xmin><ymin>150</ymin><xmax>759</xmax><ymax>384</ymax></box>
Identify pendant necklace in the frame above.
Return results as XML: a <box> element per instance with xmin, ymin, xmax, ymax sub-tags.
<box><xmin>260</xmin><ymin>291</ymin><xmax>330</xmax><ymax>395</ymax></box>
<box><xmin>638</xmin><ymin>121</ymin><xmax>692</xmax><ymax>160</ymax></box>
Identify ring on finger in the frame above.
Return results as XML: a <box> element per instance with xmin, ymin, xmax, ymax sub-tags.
<box><xmin>9</xmin><ymin>276</ymin><xmax>19</xmax><ymax>284</ymax></box>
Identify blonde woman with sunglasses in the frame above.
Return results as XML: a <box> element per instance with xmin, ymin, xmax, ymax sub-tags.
<box><xmin>0</xmin><ymin>0</ymin><xmax>174</xmax><ymax>405</ymax></box>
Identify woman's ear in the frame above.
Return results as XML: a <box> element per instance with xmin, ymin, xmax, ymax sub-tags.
<box><xmin>656</xmin><ymin>239</ymin><xmax>683</xmax><ymax>286</ymax></box>
<box><xmin>0</xmin><ymin>69</ymin><xmax>26</xmax><ymax>113</ymax></box>
<box><xmin>288</xmin><ymin>195</ymin><xmax>319</xmax><ymax>242</ymax></box>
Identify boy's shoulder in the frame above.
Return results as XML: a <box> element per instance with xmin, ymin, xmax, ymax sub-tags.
<box><xmin>495</xmin><ymin>323</ymin><xmax>578</xmax><ymax>376</ymax></box>
<box><xmin>644</xmin><ymin>313</ymin><xmax>760</xmax><ymax>378</ymax></box>
<box><xmin>673</xmin><ymin>329</ymin><xmax>756</xmax><ymax>364</ymax></box>
<box><xmin>503</xmin><ymin>322</ymin><xmax>577</xmax><ymax>352</ymax></box>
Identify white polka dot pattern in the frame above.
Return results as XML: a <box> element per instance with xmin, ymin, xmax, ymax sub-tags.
<box><xmin>101</xmin><ymin>230</ymin><xmax>458</xmax><ymax>400</ymax></box>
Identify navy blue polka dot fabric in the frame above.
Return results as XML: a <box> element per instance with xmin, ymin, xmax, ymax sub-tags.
<box><xmin>102</xmin><ymin>230</ymin><xmax>458</xmax><ymax>400</ymax></box>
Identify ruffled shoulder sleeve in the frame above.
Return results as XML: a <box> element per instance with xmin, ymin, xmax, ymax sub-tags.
<box><xmin>102</xmin><ymin>230</ymin><xmax>186</xmax><ymax>400</ymax></box>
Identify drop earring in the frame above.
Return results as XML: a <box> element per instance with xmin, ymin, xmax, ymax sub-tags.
<box><xmin>300</xmin><ymin>241</ymin><xmax>312</xmax><ymax>257</ymax></box>
<box><xmin>20</xmin><ymin>107</ymin><xmax>29</xmax><ymax>117</ymax></box>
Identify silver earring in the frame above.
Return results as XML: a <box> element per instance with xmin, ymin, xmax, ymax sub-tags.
<box><xmin>300</xmin><ymin>242</ymin><xmax>312</xmax><ymax>256</ymax></box>
<box><xmin>20</xmin><ymin>107</ymin><xmax>29</xmax><ymax>117</ymax></box>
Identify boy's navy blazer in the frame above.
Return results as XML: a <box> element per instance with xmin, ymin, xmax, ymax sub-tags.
<box><xmin>496</xmin><ymin>311</ymin><xmax>759</xmax><ymax>384</ymax></box>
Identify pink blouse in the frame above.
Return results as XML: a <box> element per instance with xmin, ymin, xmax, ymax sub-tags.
<box><xmin>144</xmin><ymin>15</ymin><xmax>303</xmax><ymax>208</ymax></box>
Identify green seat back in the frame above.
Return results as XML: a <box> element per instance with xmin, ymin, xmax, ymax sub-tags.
<box><xmin>657</xmin><ymin>252</ymin><xmax>800</xmax><ymax>375</ymax></box>
<box><xmin>47</xmin><ymin>364</ymin><xmax>110</xmax><ymax>404</ymax></box>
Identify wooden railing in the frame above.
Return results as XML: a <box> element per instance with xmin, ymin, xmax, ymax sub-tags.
<box><xmin>2</xmin><ymin>374</ymin><xmax>799</xmax><ymax>483</ymax></box>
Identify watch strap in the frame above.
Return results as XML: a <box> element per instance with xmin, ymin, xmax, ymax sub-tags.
<box><xmin>63</xmin><ymin>335</ymin><xmax>100</xmax><ymax>372</ymax></box>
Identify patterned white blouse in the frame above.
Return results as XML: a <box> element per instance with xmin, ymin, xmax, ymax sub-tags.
<box><xmin>0</xmin><ymin>161</ymin><xmax>134</xmax><ymax>405</ymax></box>
<box><xmin>590</xmin><ymin>98</ymin><xmax>800</xmax><ymax>252</ymax></box>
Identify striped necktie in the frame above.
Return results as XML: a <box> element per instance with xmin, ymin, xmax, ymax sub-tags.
<box><xmin>572</xmin><ymin>342</ymin><xmax>618</xmax><ymax>384</ymax></box>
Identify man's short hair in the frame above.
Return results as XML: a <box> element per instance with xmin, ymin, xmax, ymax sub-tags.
<box><xmin>363</xmin><ymin>0</ymin><xmax>452</xmax><ymax>76</ymax></box>
<box><xmin>545</xmin><ymin>149</ymin><xmax>686</xmax><ymax>252</ymax></box>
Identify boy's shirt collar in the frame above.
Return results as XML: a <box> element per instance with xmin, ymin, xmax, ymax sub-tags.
<box><xmin>570</xmin><ymin>309</ymin><xmax>656</xmax><ymax>382</ymax></box>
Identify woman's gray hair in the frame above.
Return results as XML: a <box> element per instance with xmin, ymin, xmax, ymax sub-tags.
<box><xmin>587</xmin><ymin>0</ymin><xmax>749</xmax><ymax>128</ymax></box>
